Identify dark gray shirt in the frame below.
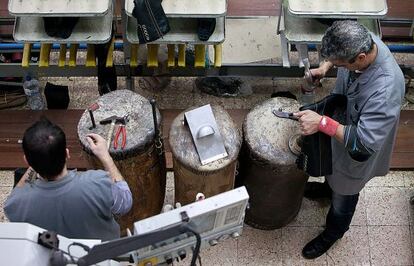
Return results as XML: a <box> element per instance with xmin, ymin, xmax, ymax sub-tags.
<box><xmin>327</xmin><ymin>34</ymin><xmax>405</xmax><ymax>195</ymax></box>
<box><xmin>4</xmin><ymin>170</ymin><xmax>123</xmax><ymax>241</ymax></box>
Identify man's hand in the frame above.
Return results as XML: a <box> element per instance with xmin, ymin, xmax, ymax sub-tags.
<box><xmin>294</xmin><ymin>110</ymin><xmax>322</xmax><ymax>135</ymax></box>
<box><xmin>308</xmin><ymin>60</ymin><xmax>333</xmax><ymax>86</ymax></box>
<box><xmin>86</xmin><ymin>133</ymin><xmax>112</xmax><ymax>165</ymax></box>
<box><xmin>86</xmin><ymin>133</ymin><xmax>124</xmax><ymax>183</ymax></box>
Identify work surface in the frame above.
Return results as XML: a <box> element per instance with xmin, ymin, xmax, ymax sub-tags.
<box><xmin>0</xmin><ymin>109</ymin><xmax>413</xmax><ymax>170</ymax></box>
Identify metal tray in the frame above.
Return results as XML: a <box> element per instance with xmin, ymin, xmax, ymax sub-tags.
<box><xmin>287</xmin><ymin>0</ymin><xmax>387</xmax><ymax>18</ymax></box>
<box><xmin>125</xmin><ymin>0</ymin><xmax>226</xmax><ymax>18</ymax></box>
<box><xmin>282</xmin><ymin>6</ymin><xmax>381</xmax><ymax>43</ymax></box>
<box><xmin>9</xmin><ymin>0</ymin><xmax>111</xmax><ymax>17</ymax></box>
<box><xmin>13</xmin><ymin>4</ymin><xmax>113</xmax><ymax>43</ymax></box>
<box><xmin>126</xmin><ymin>16</ymin><xmax>225</xmax><ymax>44</ymax></box>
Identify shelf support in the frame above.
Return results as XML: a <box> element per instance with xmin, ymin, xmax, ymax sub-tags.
<box><xmin>39</xmin><ymin>43</ymin><xmax>52</xmax><ymax>67</ymax></box>
<box><xmin>22</xmin><ymin>43</ymin><xmax>32</xmax><ymax>68</ymax></box>
<box><xmin>69</xmin><ymin>44</ymin><xmax>79</xmax><ymax>67</ymax></box>
<box><xmin>58</xmin><ymin>44</ymin><xmax>67</xmax><ymax>67</ymax></box>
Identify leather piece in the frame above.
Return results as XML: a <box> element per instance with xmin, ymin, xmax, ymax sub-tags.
<box><xmin>43</xmin><ymin>17</ymin><xmax>79</xmax><ymax>39</ymax></box>
<box><xmin>297</xmin><ymin>94</ymin><xmax>347</xmax><ymax>176</ymax></box>
<box><xmin>132</xmin><ymin>0</ymin><xmax>170</xmax><ymax>43</ymax></box>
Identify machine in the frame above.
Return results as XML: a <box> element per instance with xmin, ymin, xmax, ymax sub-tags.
<box><xmin>0</xmin><ymin>186</ymin><xmax>249</xmax><ymax>266</ymax></box>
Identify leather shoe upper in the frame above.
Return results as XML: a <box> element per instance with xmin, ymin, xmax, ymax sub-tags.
<box><xmin>302</xmin><ymin>231</ymin><xmax>338</xmax><ymax>259</ymax></box>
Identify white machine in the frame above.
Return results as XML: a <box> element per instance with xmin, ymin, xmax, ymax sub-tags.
<box><xmin>0</xmin><ymin>186</ymin><xmax>249</xmax><ymax>266</ymax></box>
<box><xmin>0</xmin><ymin>223</ymin><xmax>119</xmax><ymax>266</ymax></box>
<box><xmin>131</xmin><ymin>186</ymin><xmax>249</xmax><ymax>265</ymax></box>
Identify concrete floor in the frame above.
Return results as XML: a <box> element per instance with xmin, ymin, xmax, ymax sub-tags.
<box><xmin>1</xmin><ymin>17</ymin><xmax>414</xmax><ymax>265</ymax></box>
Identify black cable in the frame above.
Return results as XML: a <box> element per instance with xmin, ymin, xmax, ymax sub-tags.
<box><xmin>68</xmin><ymin>242</ymin><xmax>91</xmax><ymax>253</ymax></box>
<box><xmin>36</xmin><ymin>238</ymin><xmax>78</xmax><ymax>265</ymax></box>
<box><xmin>197</xmin><ymin>255</ymin><xmax>202</xmax><ymax>266</ymax></box>
<box><xmin>66</xmin><ymin>241</ymin><xmax>92</xmax><ymax>264</ymax></box>
<box><xmin>182</xmin><ymin>224</ymin><xmax>201</xmax><ymax>266</ymax></box>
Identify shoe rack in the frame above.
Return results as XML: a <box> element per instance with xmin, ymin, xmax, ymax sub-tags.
<box><xmin>9</xmin><ymin>0</ymin><xmax>114</xmax><ymax>67</ymax></box>
<box><xmin>277</xmin><ymin>0</ymin><xmax>386</xmax><ymax>67</ymax></box>
<box><xmin>124</xmin><ymin>0</ymin><xmax>227</xmax><ymax>68</ymax></box>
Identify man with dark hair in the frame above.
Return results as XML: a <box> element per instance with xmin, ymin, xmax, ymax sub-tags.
<box><xmin>294</xmin><ymin>20</ymin><xmax>405</xmax><ymax>259</ymax></box>
<box><xmin>4</xmin><ymin>118</ymin><xmax>132</xmax><ymax>241</ymax></box>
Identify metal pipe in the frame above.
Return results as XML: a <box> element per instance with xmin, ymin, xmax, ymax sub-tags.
<box><xmin>307</xmin><ymin>43</ymin><xmax>414</xmax><ymax>53</ymax></box>
<box><xmin>0</xmin><ymin>42</ymin><xmax>413</xmax><ymax>53</ymax></box>
<box><xmin>0</xmin><ymin>42</ymin><xmax>124</xmax><ymax>50</ymax></box>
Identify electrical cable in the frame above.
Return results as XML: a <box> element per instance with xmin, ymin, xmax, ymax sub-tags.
<box><xmin>182</xmin><ymin>224</ymin><xmax>202</xmax><ymax>266</ymax></box>
<box><xmin>68</xmin><ymin>242</ymin><xmax>91</xmax><ymax>256</ymax></box>
<box><xmin>28</xmin><ymin>237</ymin><xmax>79</xmax><ymax>265</ymax></box>
<box><xmin>197</xmin><ymin>255</ymin><xmax>202</xmax><ymax>266</ymax></box>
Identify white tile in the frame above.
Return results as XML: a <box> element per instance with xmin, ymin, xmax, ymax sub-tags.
<box><xmin>282</xmin><ymin>226</ymin><xmax>327</xmax><ymax>266</ymax></box>
<box><xmin>405</xmin><ymin>171</ymin><xmax>414</xmax><ymax>188</ymax></box>
<box><xmin>326</xmin><ymin>226</ymin><xmax>370</xmax><ymax>266</ymax></box>
<box><xmin>351</xmin><ymin>190</ymin><xmax>368</xmax><ymax>226</ymax></box>
<box><xmin>288</xmin><ymin>198</ymin><xmax>329</xmax><ymax>227</ymax></box>
<box><xmin>200</xmin><ymin>238</ymin><xmax>238</xmax><ymax>266</ymax></box>
<box><xmin>365</xmin><ymin>187</ymin><xmax>410</xmax><ymax>225</ymax></box>
<box><xmin>368</xmin><ymin>226</ymin><xmax>413</xmax><ymax>266</ymax></box>
<box><xmin>366</xmin><ymin>171</ymin><xmax>406</xmax><ymax>187</ymax></box>
<box><xmin>0</xmin><ymin>171</ymin><xmax>14</xmax><ymax>187</ymax></box>
<box><xmin>281</xmin><ymin>227</ymin><xmax>327</xmax><ymax>266</ymax></box>
<box><xmin>237</xmin><ymin>225</ymin><xmax>283</xmax><ymax>265</ymax></box>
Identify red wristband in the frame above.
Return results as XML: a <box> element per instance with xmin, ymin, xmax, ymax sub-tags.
<box><xmin>318</xmin><ymin>116</ymin><xmax>339</xmax><ymax>136</ymax></box>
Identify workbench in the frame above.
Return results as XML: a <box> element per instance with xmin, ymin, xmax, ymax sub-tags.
<box><xmin>0</xmin><ymin>109</ymin><xmax>413</xmax><ymax>170</ymax></box>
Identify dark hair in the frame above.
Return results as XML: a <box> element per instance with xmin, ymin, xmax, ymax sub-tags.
<box><xmin>22</xmin><ymin>118</ymin><xmax>67</xmax><ymax>179</ymax></box>
<box><xmin>320</xmin><ymin>20</ymin><xmax>374</xmax><ymax>62</ymax></box>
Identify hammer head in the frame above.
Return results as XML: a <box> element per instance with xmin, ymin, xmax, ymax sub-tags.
<box><xmin>100</xmin><ymin>115</ymin><xmax>129</xmax><ymax>125</ymax></box>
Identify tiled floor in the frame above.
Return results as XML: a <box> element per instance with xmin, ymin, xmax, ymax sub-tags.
<box><xmin>1</xmin><ymin>170</ymin><xmax>413</xmax><ymax>265</ymax></box>
<box><xmin>163</xmin><ymin>171</ymin><xmax>414</xmax><ymax>266</ymax></box>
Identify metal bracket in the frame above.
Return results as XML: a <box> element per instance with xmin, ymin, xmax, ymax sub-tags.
<box><xmin>184</xmin><ymin>104</ymin><xmax>228</xmax><ymax>165</ymax></box>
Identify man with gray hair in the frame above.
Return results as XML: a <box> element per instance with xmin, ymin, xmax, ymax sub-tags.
<box><xmin>294</xmin><ymin>20</ymin><xmax>405</xmax><ymax>259</ymax></box>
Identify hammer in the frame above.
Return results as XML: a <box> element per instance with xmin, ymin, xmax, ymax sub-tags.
<box><xmin>100</xmin><ymin>115</ymin><xmax>127</xmax><ymax>149</ymax></box>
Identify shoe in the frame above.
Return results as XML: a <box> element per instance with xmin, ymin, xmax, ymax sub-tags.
<box><xmin>195</xmin><ymin>77</ymin><xmax>240</xmax><ymax>97</ymax></box>
<box><xmin>197</xmin><ymin>18</ymin><xmax>216</xmax><ymax>41</ymax></box>
<box><xmin>302</xmin><ymin>231</ymin><xmax>337</xmax><ymax>259</ymax></box>
<box><xmin>271</xmin><ymin>91</ymin><xmax>297</xmax><ymax>100</ymax></box>
<box><xmin>44</xmin><ymin>82</ymin><xmax>70</xmax><ymax>110</ymax></box>
<box><xmin>304</xmin><ymin>181</ymin><xmax>332</xmax><ymax>200</ymax></box>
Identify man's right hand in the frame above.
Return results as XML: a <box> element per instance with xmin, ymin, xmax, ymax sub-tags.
<box><xmin>309</xmin><ymin>60</ymin><xmax>333</xmax><ymax>85</ymax></box>
<box><xmin>86</xmin><ymin>133</ymin><xmax>112</xmax><ymax>165</ymax></box>
<box><xmin>86</xmin><ymin>133</ymin><xmax>125</xmax><ymax>183</ymax></box>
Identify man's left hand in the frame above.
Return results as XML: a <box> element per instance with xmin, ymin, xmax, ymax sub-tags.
<box><xmin>294</xmin><ymin>110</ymin><xmax>322</xmax><ymax>135</ymax></box>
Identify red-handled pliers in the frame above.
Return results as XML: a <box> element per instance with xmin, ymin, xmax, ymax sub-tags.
<box><xmin>113</xmin><ymin>115</ymin><xmax>128</xmax><ymax>150</ymax></box>
<box><xmin>114</xmin><ymin>124</ymin><xmax>126</xmax><ymax>149</ymax></box>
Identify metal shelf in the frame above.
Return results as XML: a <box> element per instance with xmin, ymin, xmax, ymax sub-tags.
<box><xmin>13</xmin><ymin>4</ymin><xmax>113</xmax><ymax>43</ymax></box>
<box><xmin>9</xmin><ymin>0</ymin><xmax>111</xmax><ymax>17</ymax></box>
<box><xmin>282</xmin><ymin>7</ymin><xmax>381</xmax><ymax>43</ymax></box>
<box><xmin>125</xmin><ymin>0</ymin><xmax>226</xmax><ymax>18</ymax></box>
<box><xmin>287</xmin><ymin>0</ymin><xmax>387</xmax><ymax>18</ymax></box>
<box><xmin>126</xmin><ymin>16</ymin><xmax>225</xmax><ymax>44</ymax></box>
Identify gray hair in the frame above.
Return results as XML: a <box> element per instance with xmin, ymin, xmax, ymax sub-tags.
<box><xmin>320</xmin><ymin>20</ymin><xmax>373</xmax><ymax>62</ymax></box>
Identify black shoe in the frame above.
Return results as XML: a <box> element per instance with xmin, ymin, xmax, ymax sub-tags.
<box><xmin>197</xmin><ymin>18</ymin><xmax>216</xmax><ymax>41</ymax></box>
<box><xmin>304</xmin><ymin>181</ymin><xmax>332</xmax><ymax>200</ymax></box>
<box><xmin>302</xmin><ymin>232</ymin><xmax>337</xmax><ymax>259</ymax></box>
<box><xmin>44</xmin><ymin>82</ymin><xmax>70</xmax><ymax>109</ymax></box>
<box><xmin>195</xmin><ymin>77</ymin><xmax>240</xmax><ymax>97</ymax></box>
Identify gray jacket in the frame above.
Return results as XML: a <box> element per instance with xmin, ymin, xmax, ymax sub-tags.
<box><xmin>327</xmin><ymin>34</ymin><xmax>405</xmax><ymax>195</ymax></box>
<box><xmin>5</xmin><ymin>170</ymin><xmax>121</xmax><ymax>241</ymax></box>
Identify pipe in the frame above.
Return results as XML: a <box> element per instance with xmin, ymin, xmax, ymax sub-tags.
<box><xmin>0</xmin><ymin>42</ymin><xmax>413</xmax><ymax>53</ymax></box>
<box><xmin>0</xmin><ymin>42</ymin><xmax>124</xmax><ymax>50</ymax></box>
<box><xmin>307</xmin><ymin>43</ymin><xmax>414</xmax><ymax>53</ymax></box>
